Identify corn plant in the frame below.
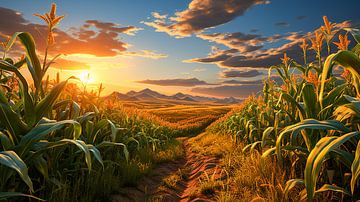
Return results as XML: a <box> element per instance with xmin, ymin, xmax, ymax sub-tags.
<box><xmin>208</xmin><ymin>18</ymin><xmax>360</xmax><ymax>201</ymax></box>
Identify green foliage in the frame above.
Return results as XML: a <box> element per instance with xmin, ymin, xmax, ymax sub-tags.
<box><xmin>0</xmin><ymin>31</ymin><xmax>179</xmax><ymax>201</ymax></box>
<box><xmin>208</xmin><ymin>22</ymin><xmax>360</xmax><ymax>201</ymax></box>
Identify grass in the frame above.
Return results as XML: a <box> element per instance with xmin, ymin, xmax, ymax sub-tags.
<box><xmin>187</xmin><ymin>132</ymin><xmax>288</xmax><ymax>201</ymax></box>
<box><xmin>189</xmin><ymin>132</ymin><xmax>233</xmax><ymax>157</ymax></box>
<box><xmin>162</xmin><ymin>172</ymin><xmax>182</xmax><ymax>189</ymax></box>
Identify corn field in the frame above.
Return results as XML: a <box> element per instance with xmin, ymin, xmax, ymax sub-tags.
<box><xmin>0</xmin><ymin>4</ymin><xmax>194</xmax><ymax>201</ymax></box>
<box><xmin>208</xmin><ymin>17</ymin><xmax>360</xmax><ymax>201</ymax></box>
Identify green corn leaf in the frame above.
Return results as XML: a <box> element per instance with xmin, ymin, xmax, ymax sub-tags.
<box><xmin>314</xmin><ymin>184</ymin><xmax>351</xmax><ymax>196</ymax></box>
<box><xmin>0</xmin><ymin>60</ymin><xmax>35</xmax><ymax>125</ymax></box>
<box><xmin>0</xmin><ymin>132</ymin><xmax>14</xmax><ymax>150</ymax></box>
<box><xmin>6</xmin><ymin>32</ymin><xmax>42</xmax><ymax>88</ymax></box>
<box><xmin>301</xmin><ymin>84</ymin><xmax>317</xmax><ymax>119</ymax></box>
<box><xmin>19</xmin><ymin>119</ymin><xmax>81</xmax><ymax>156</ymax></box>
<box><xmin>250</xmin><ymin>141</ymin><xmax>261</xmax><ymax>153</ymax></box>
<box><xmin>284</xmin><ymin>179</ymin><xmax>304</xmax><ymax>199</ymax></box>
<box><xmin>276</xmin><ymin>119</ymin><xmax>350</xmax><ymax>162</ymax></box>
<box><xmin>0</xmin><ymin>101</ymin><xmax>29</xmax><ymax>141</ymax></box>
<box><xmin>320</xmin><ymin>51</ymin><xmax>360</xmax><ymax>108</ymax></box>
<box><xmin>0</xmin><ymin>192</ymin><xmax>44</xmax><ymax>201</ymax></box>
<box><xmin>277</xmin><ymin>93</ymin><xmax>305</xmax><ymax>121</ymax></box>
<box><xmin>87</xmin><ymin>144</ymin><xmax>104</xmax><ymax>168</ymax></box>
<box><xmin>0</xmin><ymin>151</ymin><xmax>33</xmax><ymax>192</ymax></box>
<box><xmin>260</xmin><ymin>147</ymin><xmax>276</xmax><ymax>167</ymax></box>
<box><xmin>351</xmin><ymin>140</ymin><xmax>360</xmax><ymax>194</ymax></box>
<box><xmin>33</xmin><ymin>155</ymin><xmax>49</xmax><ymax>180</ymax></box>
<box><xmin>344</xmin><ymin>28</ymin><xmax>360</xmax><ymax>44</ymax></box>
<box><xmin>35</xmin><ymin>77</ymin><xmax>75</xmax><ymax>122</ymax></box>
<box><xmin>61</xmin><ymin>139</ymin><xmax>92</xmax><ymax>171</ymax></box>
<box><xmin>261</xmin><ymin>127</ymin><xmax>274</xmax><ymax>147</ymax></box>
<box><xmin>305</xmin><ymin>132</ymin><xmax>359</xmax><ymax>201</ymax></box>
<box><xmin>96</xmin><ymin>141</ymin><xmax>129</xmax><ymax>163</ymax></box>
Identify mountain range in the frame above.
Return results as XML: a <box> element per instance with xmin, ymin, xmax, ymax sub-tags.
<box><xmin>107</xmin><ymin>88</ymin><xmax>242</xmax><ymax>104</ymax></box>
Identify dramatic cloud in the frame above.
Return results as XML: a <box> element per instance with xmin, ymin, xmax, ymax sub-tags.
<box><xmin>197</xmin><ymin>32</ymin><xmax>283</xmax><ymax>53</ymax></box>
<box><xmin>184</xmin><ymin>48</ymin><xmax>239</xmax><ymax>64</ymax></box>
<box><xmin>191</xmin><ymin>84</ymin><xmax>262</xmax><ymax>98</ymax></box>
<box><xmin>0</xmin><ymin>6</ymin><xmax>165</xmax><ymax>67</ymax></box>
<box><xmin>145</xmin><ymin>0</ymin><xmax>270</xmax><ymax>37</ymax></box>
<box><xmin>186</xmin><ymin>20</ymin><xmax>354</xmax><ymax>69</ymax></box>
<box><xmin>136</xmin><ymin>78</ymin><xmax>215</xmax><ymax>87</ymax></box>
<box><xmin>221</xmin><ymin>69</ymin><xmax>262</xmax><ymax>78</ymax></box>
<box><xmin>275</xmin><ymin>22</ymin><xmax>289</xmax><ymax>27</ymax></box>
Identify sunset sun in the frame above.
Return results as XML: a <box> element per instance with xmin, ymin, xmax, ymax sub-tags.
<box><xmin>78</xmin><ymin>70</ymin><xmax>95</xmax><ymax>84</ymax></box>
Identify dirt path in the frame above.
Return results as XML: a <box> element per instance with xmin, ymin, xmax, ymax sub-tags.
<box><xmin>111</xmin><ymin>137</ymin><xmax>222</xmax><ymax>202</ymax></box>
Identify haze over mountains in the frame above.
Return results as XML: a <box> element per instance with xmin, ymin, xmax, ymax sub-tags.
<box><xmin>108</xmin><ymin>88</ymin><xmax>242</xmax><ymax>104</ymax></box>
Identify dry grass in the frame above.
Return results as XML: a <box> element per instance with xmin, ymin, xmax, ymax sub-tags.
<box><xmin>189</xmin><ymin>132</ymin><xmax>234</xmax><ymax>157</ymax></box>
<box><xmin>221</xmin><ymin>145</ymin><xmax>288</xmax><ymax>201</ymax></box>
<box><xmin>188</xmin><ymin>132</ymin><xmax>289</xmax><ymax>201</ymax></box>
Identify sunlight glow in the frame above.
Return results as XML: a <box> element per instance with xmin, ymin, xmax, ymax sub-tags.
<box><xmin>78</xmin><ymin>70</ymin><xmax>95</xmax><ymax>84</ymax></box>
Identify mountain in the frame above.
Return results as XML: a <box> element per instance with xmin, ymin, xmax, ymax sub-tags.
<box><xmin>107</xmin><ymin>88</ymin><xmax>242</xmax><ymax>104</ymax></box>
<box><xmin>173</xmin><ymin>92</ymin><xmax>186</xmax><ymax>99</ymax></box>
<box><xmin>181</xmin><ymin>96</ymin><xmax>197</xmax><ymax>102</ymax></box>
<box><xmin>109</xmin><ymin>92</ymin><xmax>130</xmax><ymax>100</ymax></box>
<box><xmin>137</xmin><ymin>88</ymin><xmax>168</xmax><ymax>99</ymax></box>
<box><xmin>215</xmin><ymin>97</ymin><xmax>240</xmax><ymax>104</ymax></box>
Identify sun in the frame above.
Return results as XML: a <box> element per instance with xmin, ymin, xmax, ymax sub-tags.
<box><xmin>78</xmin><ymin>70</ymin><xmax>95</xmax><ymax>84</ymax></box>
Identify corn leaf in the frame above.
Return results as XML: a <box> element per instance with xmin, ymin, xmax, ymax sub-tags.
<box><xmin>0</xmin><ymin>151</ymin><xmax>33</xmax><ymax>192</ymax></box>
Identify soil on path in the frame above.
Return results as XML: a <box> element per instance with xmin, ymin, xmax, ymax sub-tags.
<box><xmin>111</xmin><ymin>137</ymin><xmax>222</xmax><ymax>202</ymax></box>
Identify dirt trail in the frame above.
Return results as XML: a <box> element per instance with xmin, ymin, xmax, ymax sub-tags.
<box><xmin>112</xmin><ymin>137</ymin><xmax>222</xmax><ymax>202</ymax></box>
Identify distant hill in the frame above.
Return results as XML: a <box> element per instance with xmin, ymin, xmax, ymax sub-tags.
<box><xmin>106</xmin><ymin>88</ymin><xmax>242</xmax><ymax>104</ymax></box>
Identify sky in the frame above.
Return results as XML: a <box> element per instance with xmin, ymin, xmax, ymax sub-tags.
<box><xmin>0</xmin><ymin>0</ymin><xmax>359</xmax><ymax>98</ymax></box>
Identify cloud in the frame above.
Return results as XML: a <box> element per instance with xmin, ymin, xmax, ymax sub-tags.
<box><xmin>184</xmin><ymin>48</ymin><xmax>240</xmax><ymax>64</ymax></box>
<box><xmin>222</xmin><ymin>79</ymin><xmax>262</xmax><ymax>85</ymax></box>
<box><xmin>197</xmin><ymin>32</ymin><xmax>283</xmax><ymax>53</ymax></box>
<box><xmin>250</xmin><ymin>29</ymin><xmax>259</xmax><ymax>33</ymax></box>
<box><xmin>0</xmin><ymin>7</ymin><xmax>166</xmax><ymax>62</ymax></box>
<box><xmin>51</xmin><ymin>58</ymin><xmax>90</xmax><ymax>70</ymax></box>
<box><xmin>122</xmin><ymin>50</ymin><xmax>168</xmax><ymax>59</ymax></box>
<box><xmin>221</xmin><ymin>69</ymin><xmax>262</xmax><ymax>78</ymax></box>
<box><xmin>274</xmin><ymin>22</ymin><xmax>289</xmax><ymax>27</ymax></box>
<box><xmin>151</xmin><ymin>12</ymin><xmax>167</xmax><ymax>19</ymax></box>
<box><xmin>191</xmin><ymin>84</ymin><xmax>262</xmax><ymax>98</ymax></box>
<box><xmin>194</xmin><ymin>67</ymin><xmax>206</xmax><ymax>72</ymax></box>
<box><xmin>82</xmin><ymin>20</ymin><xmax>142</xmax><ymax>36</ymax></box>
<box><xmin>296</xmin><ymin>16</ymin><xmax>306</xmax><ymax>20</ymax></box>
<box><xmin>144</xmin><ymin>0</ymin><xmax>270</xmax><ymax>37</ymax></box>
<box><xmin>185</xmin><ymin>20</ymin><xmax>353</xmax><ymax>69</ymax></box>
<box><xmin>136</xmin><ymin>77</ymin><xmax>215</xmax><ymax>87</ymax></box>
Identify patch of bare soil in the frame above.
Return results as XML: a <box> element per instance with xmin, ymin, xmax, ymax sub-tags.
<box><xmin>111</xmin><ymin>137</ymin><xmax>223</xmax><ymax>202</ymax></box>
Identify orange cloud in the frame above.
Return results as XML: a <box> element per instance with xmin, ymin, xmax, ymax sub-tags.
<box><xmin>0</xmin><ymin>6</ymin><xmax>168</xmax><ymax>62</ymax></box>
<box><xmin>51</xmin><ymin>58</ymin><xmax>90</xmax><ymax>70</ymax></box>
